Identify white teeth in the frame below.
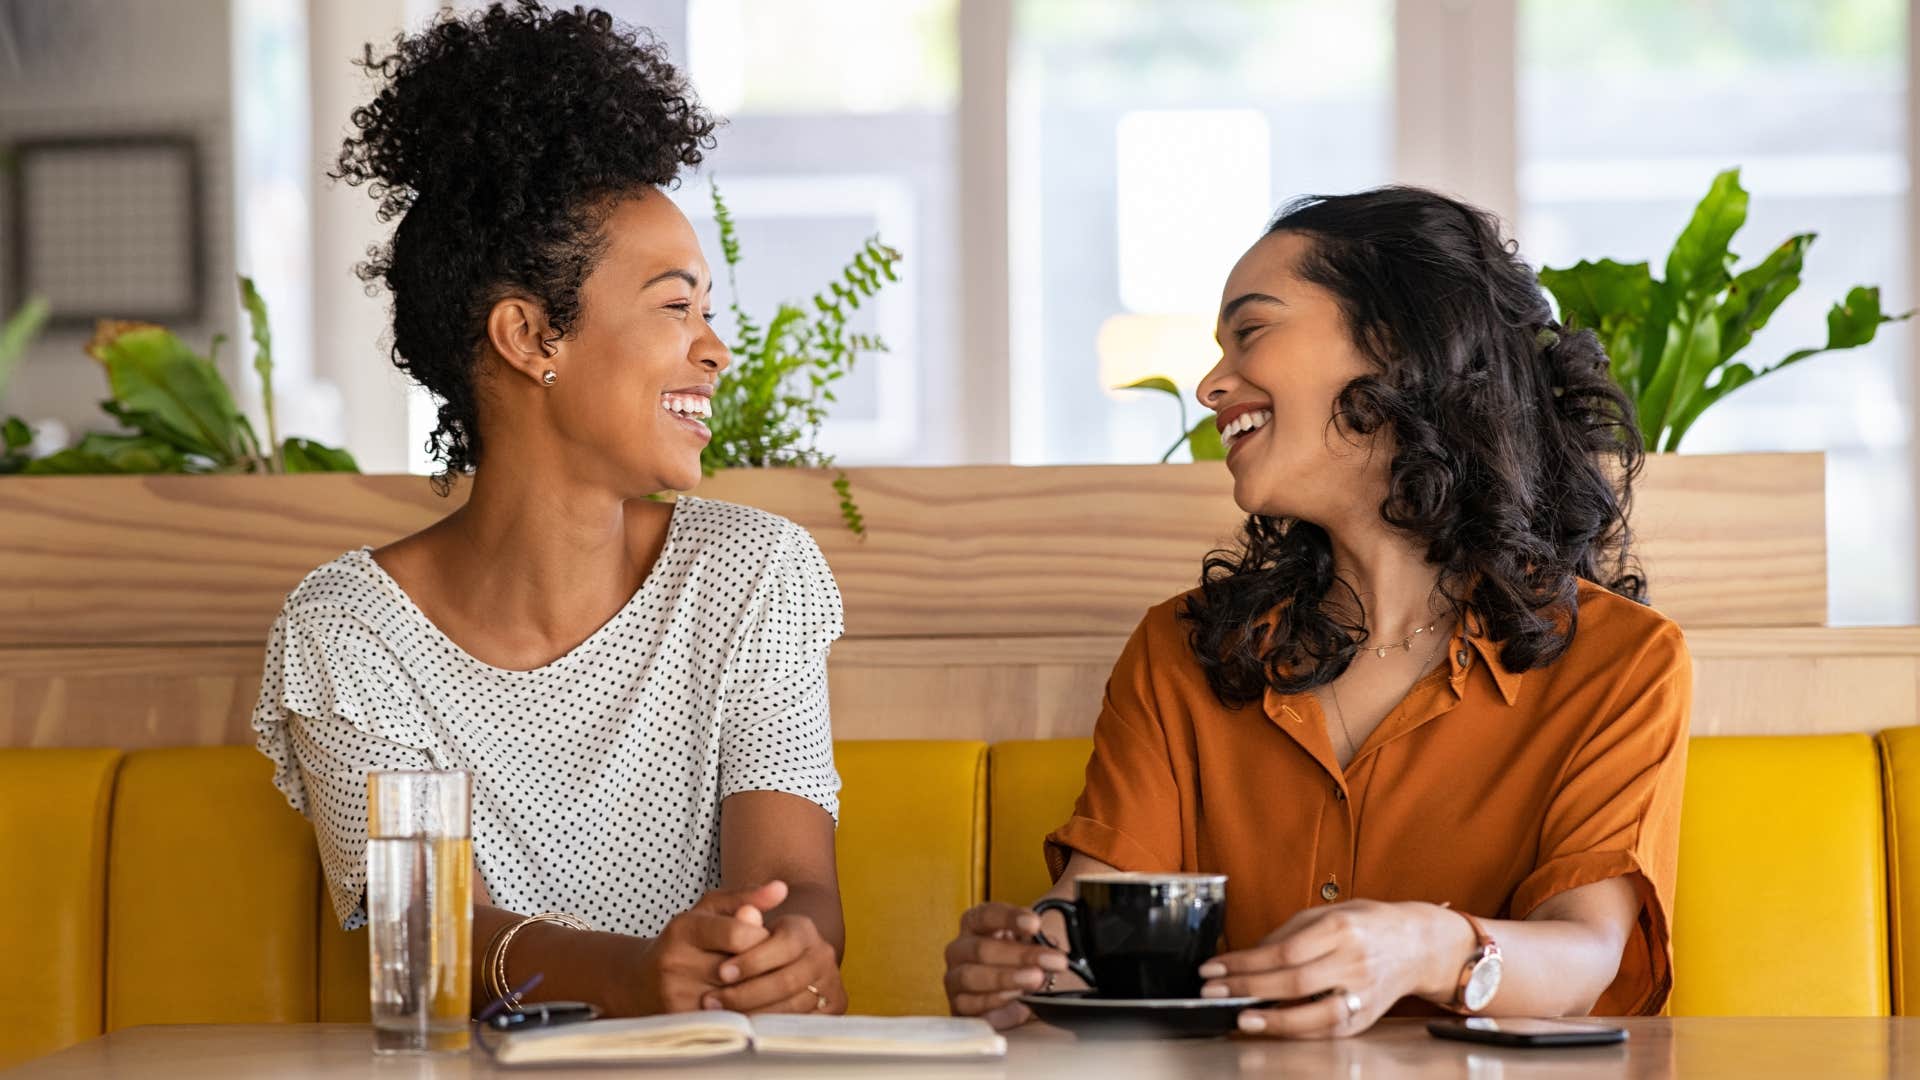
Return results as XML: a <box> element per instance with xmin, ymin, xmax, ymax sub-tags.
<box><xmin>661</xmin><ymin>393</ymin><xmax>711</xmax><ymax>421</ymax></box>
<box><xmin>1223</xmin><ymin>409</ymin><xmax>1272</xmax><ymax>448</ymax></box>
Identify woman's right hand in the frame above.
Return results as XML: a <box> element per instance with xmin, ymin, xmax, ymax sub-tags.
<box><xmin>943</xmin><ymin>902</ymin><xmax>1070</xmax><ymax>1029</ymax></box>
<box><xmin>631</xmin><ymin>881</ymin><xmax>788</xmax><ymax>1014</ymax></box>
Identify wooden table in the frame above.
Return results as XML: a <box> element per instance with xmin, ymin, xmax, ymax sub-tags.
<box><xmin>9</xmin><ymin>1018</ymin><xmax>1920</xmax><ymax>1078</ymax></box>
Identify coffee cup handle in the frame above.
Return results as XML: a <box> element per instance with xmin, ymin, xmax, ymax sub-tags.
<box><xmin>1030</xmin><ymin>899</ymin><xmax>1098</xmax><ymax>989</ymax></box>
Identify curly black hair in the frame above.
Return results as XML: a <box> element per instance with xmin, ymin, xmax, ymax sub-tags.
<box><xmin>332</xmin><ymin>1</ymin><xmax>718</xmax><ymax>484</ymax></box>
<box><xmin>1180</xmin><ymin>186</ymin><xmax>1646</xmax><ymax>706</ymax></box>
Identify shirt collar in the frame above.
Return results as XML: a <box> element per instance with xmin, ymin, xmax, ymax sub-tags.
<box><xmin>1451</xmin><ymin>610</ymin><xmax>1524</xmax><ymax>707</ymax></box>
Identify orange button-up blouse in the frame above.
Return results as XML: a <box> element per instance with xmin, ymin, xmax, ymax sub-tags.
<box><xmin>1046</xmin><ymin>579</ymin><xmax>1692</xmax><ymax>1016</ymax></box>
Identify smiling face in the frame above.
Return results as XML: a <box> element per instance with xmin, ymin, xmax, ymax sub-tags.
<box><xmin>1197</xmin><ymin>230</ymin><xmax>1391</xmax><ymax>525</ymax></box>
<box><xmin>500</xmin><ymin>191</ymin><xmax>730</xmax><ymax>495</ymax></box>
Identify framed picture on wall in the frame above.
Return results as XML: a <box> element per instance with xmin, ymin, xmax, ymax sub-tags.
<box><xmin>5</xmin><ymin>134</ymin><xmax>205</xmax><ymax>329</ymax></box>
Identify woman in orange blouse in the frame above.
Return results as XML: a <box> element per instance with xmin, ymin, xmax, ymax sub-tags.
<box><xmin>943</xmin><ymin>186</ymin><xmax>1690</xmax><ymax>1037</ymax></box>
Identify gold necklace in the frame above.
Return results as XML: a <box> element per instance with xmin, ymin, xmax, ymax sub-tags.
<box><xmin>1360</xmin><ymin>617</ymin><xmax>1442</xmax><ymax>659</ymax></box>
<box><xmin>1330</xmin><ymin>619</ymin><xmax>1454</xmax><ymax>760</ymax></box>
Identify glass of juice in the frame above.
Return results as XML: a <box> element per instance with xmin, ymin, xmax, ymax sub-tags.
<box><xmin>366</xmin><ymin>769</ymin><xmax>473</xmax><ymax>1054</ymax></box>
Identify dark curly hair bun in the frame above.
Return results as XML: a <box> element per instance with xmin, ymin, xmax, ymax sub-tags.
<box><xmin>333</xmin><ymin>0</ymin><xmax>719</xmax><ymax>482</ymax></box>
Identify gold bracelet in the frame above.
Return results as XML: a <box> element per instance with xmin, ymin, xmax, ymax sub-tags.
<box><xmin>486</xmin><ymin>911</ymin><xmax>595</xmax><ymax>1010</ymax></box>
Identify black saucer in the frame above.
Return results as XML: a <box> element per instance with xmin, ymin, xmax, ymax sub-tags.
<box><xmin>1019</xmin><ymin>990</ymin><xmax>1270</xmax><ymax>1039</ymax></box>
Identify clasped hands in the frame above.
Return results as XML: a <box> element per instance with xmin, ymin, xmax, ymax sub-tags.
<box><xmin>636</xmin><ymin>880</ymin><xmax>846</xmax><ymax>1016</ymax></box>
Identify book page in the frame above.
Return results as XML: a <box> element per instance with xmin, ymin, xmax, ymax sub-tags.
<box><xmin>487</xmin><ymin>1012</ymin><xmax>753</xmax><ymax>1065</ymax></box>
<box><xmin>748</xmin><ymin>1014</ymin><xmax>1007</xmax><ymax>1058</ymax></box>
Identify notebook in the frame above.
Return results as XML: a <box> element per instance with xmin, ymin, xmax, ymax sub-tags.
<box><xmin>481</xmin><ymin>1012</ymin><xmax>1007</xmax><ymax>1065</ymax></box>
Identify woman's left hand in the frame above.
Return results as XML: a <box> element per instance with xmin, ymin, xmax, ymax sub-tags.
<box><xmin>699</xmin><ymin>913</ymin><xmax>846</xmax><ymax>1015</ymax></box>
<box><xmin>1198</xmin><ymin>899</ymin><xmax>1456</xmax><ymax>1039</ymax></box>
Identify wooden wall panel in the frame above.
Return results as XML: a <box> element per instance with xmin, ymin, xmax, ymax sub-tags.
<box><xmin>0</xmin><ymin>453</ymin><xmax>1826</xmax><ymax>649</ymax></box>
<box><xmin>8</xmin><ymin>627</ymin><xmax>1917</xmax><ymax>749</ymax></box>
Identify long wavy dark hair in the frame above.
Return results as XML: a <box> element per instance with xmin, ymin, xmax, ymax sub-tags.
<box><xmin>1180</xmin><ymin>186</ymin><xmax>1646</xmax><ymax>707</ymax></box>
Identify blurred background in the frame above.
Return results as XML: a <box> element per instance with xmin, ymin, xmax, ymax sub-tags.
<box><xmin>0</xmin><ymin>0</ymin><xmax>1908</xmax><ymax>623</ymax></box>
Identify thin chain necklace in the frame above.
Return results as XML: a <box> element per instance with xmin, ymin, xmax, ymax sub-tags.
<box><xmin>1360</xmin><ymin>617</ymin><xmax>1442</xmax><ymax>659</ymax></box>
<box><xmin>1331</xmin><ymin>617</ymin><xmax>1454</xmax><ymax>761</ymax></box>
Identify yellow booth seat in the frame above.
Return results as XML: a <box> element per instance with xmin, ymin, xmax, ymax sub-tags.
<box><xmin>1880</xmin><ymin>725</ymin><xmax>1920</xmax><ymax>1014</ymax></box>
<box><xmin>0</xmin><ymin>748</ymin><xmax>120</xmax><ymax>1066</ymax></box>
<box><xmin>3</xmin><ymin>731</ymin><xmax>1914</xmax><ymax>1068</ymax></box>
<box><xmin>0</xmin><ymin>740</ymin><xmax>988</xmax><ymax>1069</ymax></box>
<box><xmin>1670</xmin><ymin>735</ymin><xmax>1890</xmax><ymax>1016</ymax></box>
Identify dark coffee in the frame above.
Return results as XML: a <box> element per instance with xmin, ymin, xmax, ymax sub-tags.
<box><xmin>1034</xmin><ymin>873</ymin><xmax>1227</xmax><ymax>999</ymax></box>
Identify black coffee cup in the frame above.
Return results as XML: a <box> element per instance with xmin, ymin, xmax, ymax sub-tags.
<box><xmin>1033</xmin><ymin>872</ymin><xmax>1227</xmax><ymax>1000</ymax></box>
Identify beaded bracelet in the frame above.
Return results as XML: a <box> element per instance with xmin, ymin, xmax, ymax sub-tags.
<box><xmin>485</xmin><ymin>911</ymin><xmax>594</xmax><ymax>1011</ymax></box>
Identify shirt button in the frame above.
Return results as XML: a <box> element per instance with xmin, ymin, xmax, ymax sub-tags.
<box><xmin>1334</xmin><ymin>786</ymin><xmax>1348</xmax><ymax>802</ymax></box>
<box><xmin>1320</xmin><ymin>880</ymin><xmax>1341</xmax><ymax>902</ymax></box>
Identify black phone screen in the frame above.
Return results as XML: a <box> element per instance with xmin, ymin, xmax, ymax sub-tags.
<box><xmin>1428</xmin><ymin>1017</ymin><xmax>1629</xmax><ymax>1047</ymax></box>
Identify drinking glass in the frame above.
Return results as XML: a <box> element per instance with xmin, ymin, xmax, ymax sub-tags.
<box><xmin>366</xmin><ymin>769</ymin><xmax>473</xmax><ymax>1054</ymax></box>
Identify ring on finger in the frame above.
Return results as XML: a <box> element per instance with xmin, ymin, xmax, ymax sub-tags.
<box><xmin>806</xmin><ymin>983</ymin><xmax>829</xmax><ymax>1012</ymax></box>
<box><xmin>1340</xmin><ymin>990</ymin><xmax>1363</xmax><ymax>1024</ymax></box>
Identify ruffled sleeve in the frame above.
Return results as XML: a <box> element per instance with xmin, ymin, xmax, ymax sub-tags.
<box><xmin>715</xmin><ymin>523</ymin><xmax>845</xmax><ymax>821</ymax></box>
<box><xmin>252</xmin><ymin>601</ymin><xmax>438</xmax><ymax>930</ymax></box>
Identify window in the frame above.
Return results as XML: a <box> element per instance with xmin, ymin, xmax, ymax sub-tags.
<box><xmin>1518</xmin><ymin>0</ymin><xmax>1911</xmax><ymax>623</ymax></box>
<box><xmin>1009</xmin><ymin>0</ymin><xmax>1393</xmax><ymax>465</ymax></box>
<box><xmin>679</xmin><ymin>0</ymin><xmax>959</xmax><ymax>464</ymax></box>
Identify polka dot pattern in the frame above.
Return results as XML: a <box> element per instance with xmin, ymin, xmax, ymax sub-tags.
<box><xmin>250</xmin><ymin>496</ymin><xmax>844</xmax><ymax>934</ymax></box>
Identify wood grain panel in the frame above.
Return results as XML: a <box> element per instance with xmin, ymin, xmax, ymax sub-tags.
<box><xmin>0</xmin><ymin>453</ymin><xmax>1826</xmax><ymax>649</ymax></box>
<box><xmin>7</xmin><ymin>625</ymin><xmax>1913</xmax><ymax>749</ymax></box>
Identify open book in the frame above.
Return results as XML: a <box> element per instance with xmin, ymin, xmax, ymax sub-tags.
<box><xmin>482</xmin><ymin>1012</ymin><xmax>1007</xmax><ymax>1066</ymax></box>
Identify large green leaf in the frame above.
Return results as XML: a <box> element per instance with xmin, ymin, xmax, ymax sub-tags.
<box><xmin>1185</xmin><ymin>416</ymin><xmax>1226</xmax><ymax>461</ymax></box>
<box><xmin>1539</xmin><ymin>259</ymin><xmax>1652</xmax><ymax>331</ymax></box>
<box><xmin>1664</xmin><ymin>168</ymin><xmax>1748</xmax><ymax>302</ymax></box>
<box><xmin>1538</xmin><ymin>259</ymin><xmax>1652</xmax><ymax>395</ymax></box>
<box><xmin>240</xmin><ymin>276</ymin><xmax>282</xmax><ymax>470</ymax></box>
<box><xmin>1633</xmin><ymin>290</ymin><xmax>1689</xmax><ymax>449</ymax></box>
<box><xmin>1664</xmin><ymin>362</ymin><xmax>1757</xmax><ymax>452</ymax></box>
<box><xmin>0</xmin><ymin>296</ymin><xmax>50</xmax><ymax>394</ymax></box>
<box><xmin>2</xmin><ymin>416</ymin><xmax>30</xmax><ymax>453</ymax></box>
<box><xmin>23</xmin><ymin>432</ymin><xmax>189</xmax><ymax>474</ymax></box>
<box><xmin>1117</xmin><ymin>376</ymin><xmax>1181</xmax><ymax>398</ymax></box>
<box><xmin>1777</xmin><ymin>286</ymin><xmax>1911</xmax><ymax>368</ymax></box>
<box><xmin>281</xmin><ymin>437</ymin><xmax>360</xmax><ymax>473</ymax></box>
<box><xmin>1717</xmin><ymin>234</ymin><xmax>1810</xmax><ymax>363</ymax></box>
<box><xmin>94</xmin><ymin>327</ymin><xmax>246</xmax><ymax>464</ymax></box>
<box><xmin>1655</xmin><ymin>308</ymin><xmax>1724</xmax><ymax>453</ymax></box>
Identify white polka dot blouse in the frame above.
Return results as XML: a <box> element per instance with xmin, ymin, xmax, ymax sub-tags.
<box><xmin>251</xmin><ymin>496</ymin><xmax>844</xmax><ymax>934</ymax></box>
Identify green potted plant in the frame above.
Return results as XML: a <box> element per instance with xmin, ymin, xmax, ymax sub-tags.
<box><xmin>1540</xmin><ymin>167</ymin><xmax>1907</xmax><ymax>453</ymax></box>
<box><xmin>700</xmin><ymin>181</ymin><xmax>902</xmax><ymax>534</ymax></box>
<box><xmin>1</xmin><ymin>277</ymin><xmax>357</xmax><ymax>475</ymax></box>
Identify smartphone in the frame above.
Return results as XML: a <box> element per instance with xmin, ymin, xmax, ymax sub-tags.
<box><xmin>483</xmin><ymin>1000</ymin><xmax>599</xmax><ymax>1031</ymax></box>
<box><xmin>1427</xmin><ymin>1017</ymin><xmax>1627</xmax><ymax>1048</ymax></box>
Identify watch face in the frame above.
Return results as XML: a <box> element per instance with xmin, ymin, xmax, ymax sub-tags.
<box><xmin>1465</xmin><ymin>953</ymin><xmax>1503</xmax><ymax>1012</ymax></box>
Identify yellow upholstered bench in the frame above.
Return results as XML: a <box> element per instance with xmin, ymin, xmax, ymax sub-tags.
<box><xmin>1880</xmin><ymin>725</ymin><xmax>1920</xmax><ymax>1015</ymax></box>
<box><xmin>1671</xmin><ymin>735</ymin><xmax>1890</xmax><ymax>1016</ymax></box>
<box><xmin>4</xmin><ymin>731</ymin><xmax>1916</xmax><ymax>1068</ymax></box>
<box><xmin>0</xmin><ymin>748</ymin><xmax>120</xmax><ymax>1066</ymax></box>
<box><xmin>0</xmin><ymin>740</ymin><xmax>987</xmax><ymax>1068</ymax></box>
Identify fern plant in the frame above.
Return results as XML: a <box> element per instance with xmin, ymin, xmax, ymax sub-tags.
<box><xmin>703</xmin><ymin>180</ymin><xmax>901</xmax><ymax>535</ymax></box>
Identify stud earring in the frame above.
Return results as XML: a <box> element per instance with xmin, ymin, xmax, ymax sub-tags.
<box><xmin>541</xmin><ymin>370</ymin><xmax>557</xmax><ymax>386</ymax></box>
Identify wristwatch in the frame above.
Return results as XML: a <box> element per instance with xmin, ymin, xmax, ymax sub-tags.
<box><xmin>1449</xmin><ymin>908</ymin><xmax>1503</xmax><ymax>1013</ymax></box>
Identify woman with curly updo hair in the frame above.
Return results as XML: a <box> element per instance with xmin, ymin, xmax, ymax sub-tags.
<box><xmin>946</xmin><ymin>188</ymin><xmax>1691</xmax><ymax>1037</ymax></box>
<box><xmin>251</xmin><ymin>2</ymin><xmax>850</xmax><ymax>1019</ymax></box>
